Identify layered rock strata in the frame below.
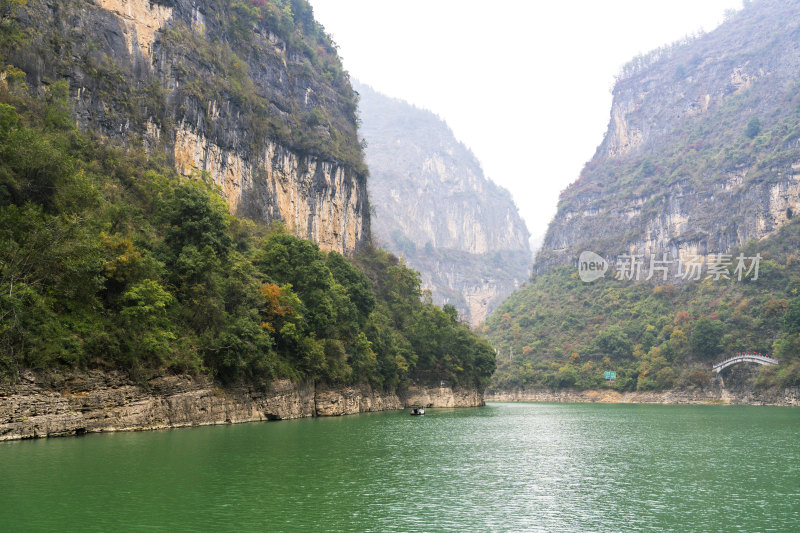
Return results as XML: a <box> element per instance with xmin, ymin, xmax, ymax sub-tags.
<box><xmin>7</xmin><ymin>0</ymin><xmax>369</xmax><ymax>253</ymax></box>
<box><xmin>0</xmin><ymin>371</ymin><xmax>485</xmax><ymax>441</ymax></box>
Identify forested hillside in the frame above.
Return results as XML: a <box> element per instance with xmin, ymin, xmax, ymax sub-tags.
<box><xmin>0</xmin><ymin>1</ymin><xmax>495</xmax><ymax>390</ymax></box>
<box><xmin>487</xmin><ymin>223</ymin><xmax>800</xmax><ymax>391</ymax></box>
<box><xmin>485</xmin><ymin>0</ymin><xmax>800</xmax><ymax>392</ymax></box>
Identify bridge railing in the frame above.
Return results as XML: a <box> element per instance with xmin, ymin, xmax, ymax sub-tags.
<box><xmin>712</xmin><ymin>353</ymin><xmax>779</xmax><ymax>372</ymax></box>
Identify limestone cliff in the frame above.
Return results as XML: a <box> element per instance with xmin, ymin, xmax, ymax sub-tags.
<box><xmin>536</xmin><ymin>0</ymin><xmax>800</xmax><ymax>275</ymax></box>
<box><xmin>5</xmin><ymin>0</ymin><xmax>369</xmax><ymax>253</ymax></box>
<box><xmin>0</xmin><ymin>370</ymin><xmax>485</xmax><ymax>441</ymax></box>
<box><xmin>355</xmin><ymin>82</ymin><xmax>530</xmax><ymax>325</ymax></box>
<box><xmin>483</xmin><ymin>0</ymin><xmax>800</xmax><ymax>395</ymax></box>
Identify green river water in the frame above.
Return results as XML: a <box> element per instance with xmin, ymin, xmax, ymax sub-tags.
<box><xmin>1</xmin><ymin>402</ymin><xmax>799</xmax><ymax>532</ymax></box>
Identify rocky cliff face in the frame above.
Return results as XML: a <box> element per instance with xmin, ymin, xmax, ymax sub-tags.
<box><xmin>355</xmin><ymin>82</ymin><xmax>530</xmax><ymax>325</ymax></box>
<box><xmin>483</xmin><ymin>0</ymin><xmax>800</xmax><ymax>396</ymax></box>
<box><xmin>5</xmin><ymin>0</ymin><xmax>369</xmax><ymax>253</ymax></box>
<box><xmin>536</xmin><ymin>0</ymin><xmax>800</xmax><ymax>275</ymax></box>
<box><xmin>0</xmin><ymin>370</ymin><xmax>485</xmax><ymax>441</ymax></box>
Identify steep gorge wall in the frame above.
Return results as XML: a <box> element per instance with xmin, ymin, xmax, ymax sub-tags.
<box><xmin>6</xmin><ymin>0</ymin><xmax>369</xmax><ymax>253</ymax></box>
<box><xmin>0</xmin><ymin>370</ymin><xmax>485</xmax><ymax>441</ymax></box>
<box><xmin>536</xmin><ymin>0</ymin><xmax>800</xmax><ymax>275</ymax></box>
<box><xmin>355</xmin><ymin>83</ymin><xmax>530</xmax><ymax>325</ymax></box>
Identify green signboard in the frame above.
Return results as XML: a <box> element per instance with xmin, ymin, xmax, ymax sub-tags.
<box><xmin>604</xmin><ymin>371</ymin><xmax>617</xmax><ymax>380</ymax></box>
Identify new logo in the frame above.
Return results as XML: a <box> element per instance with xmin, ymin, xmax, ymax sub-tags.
<box><xmin>578</xmin><ymin>251</ymin><xmax>608</xmax><ymax>282</ymax></box>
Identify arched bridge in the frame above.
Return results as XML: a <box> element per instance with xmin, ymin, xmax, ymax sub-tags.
<box><xmin>712</xmin><ymin>353</ymin><xmax>779</xmax><ymax>373</ymax></box>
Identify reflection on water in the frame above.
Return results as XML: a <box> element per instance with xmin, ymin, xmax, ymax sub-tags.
<box><xmin>2</xmin><ymin>403</ymin><xmax>799</xmax><ymax>532</ymax></box>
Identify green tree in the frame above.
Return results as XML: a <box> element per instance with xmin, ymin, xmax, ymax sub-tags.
<box><xmin>591</xmin><ymin>325</ymin><xmax>633</xmax><ymax>359</ymax></box>
<box><xmin>349</xmin><ymin>332</ymin><xmax>378</xmax><ymax>384</ymax></box>
<box><xmin>326</xmin><ymin>251</ymin><xmax>375</xmax><ymax>324</ymax></box>
<box><xmin>0</xmin><ymin>117</ymin><xmax>74</xmax><ymax>210</ymax></box>
<box><xmin>443</xmin><ymin>304</ymin><xmax>459</xmax><ymax>324</ymax></box>
<box><xmin>119</xmin><ymin>280</ymin><xmax>176</xmax><ymax>367</ymax></box>
<box><xmin>783</xmin><ymin>297</ymin><xmax>800</xmax><ymax>334</ymax></box>
<box><xmin>208</xmin><ymin>313</ymin><xmax>276</xmax><ymax>384</ymax></box>
<box><xmin>364</xmin><ymin>305</ymin><xmax>415</xmax><ymax>389</ymax></box>
<box><xmin>162</xmin><ymin>184</ymin><xmax>232</xmax><ymax>259</ymax></box>
<box><xmin>690</xmin><ymin>318</ymin><xmax>724</xmax><ymax>360</ymax></box>
<box><xmin>773</xmin><ymin>334</ymin><xmax>800</xmax><ymax>361</ymax></box>
<box><xmin>256</xmin><ymin>232</ymin><xmax>337</xmax><ymax>337</ymax></box>
<box><xmin>553</xmin><ymin>364</ymin><xmax>578</xmax><ymax>388</ymax></box>
<box><xmin>745</xmin><ymin>116</ymin><xmax>761</xmax><ymax>138</ymax></box>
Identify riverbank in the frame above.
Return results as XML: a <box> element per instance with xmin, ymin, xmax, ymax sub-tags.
<box><xmin>0</xmin><ymin>370</ymin><xmax>484</xmax><ymax>441</ymax></box>
<box><xmin>486</xmin><ymin>385</ymin><xmax>800</xmax><ymax>406</ymax></box>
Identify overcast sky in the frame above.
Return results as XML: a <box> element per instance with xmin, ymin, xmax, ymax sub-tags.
<box><xmin>308</xmin><ymin>0</ymin><xmax>744</xmax><ymax>247</ymax></box>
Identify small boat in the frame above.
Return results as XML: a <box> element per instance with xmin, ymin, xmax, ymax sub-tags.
<box><xmin>410</xmin><ymin>405</ymin><xmax>425</xmax><ymax>416</ymax></box>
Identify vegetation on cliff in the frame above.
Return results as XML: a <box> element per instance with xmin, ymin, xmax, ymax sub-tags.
<box><xmin>161</xmin><ymin>0</ymin><xmax>366</xmax><ymax>172</ymax></box>
<box><xmin>486</xmin><ymin>0</ymin><xmax>800</xmax><ymax>392</ymax></box>
<box><xmin>536</xmin><ymin>0</ymin><xmax>800</xmax><ymax>275</ymax></box>
<box><xmin>486</xmin><ymin>219</ymin><xmax>800</xmax><ymax>392</ymax></box>
<box><xmin>0</xmin><ymin>28</ymin><xmax>494</xmax><ymax>389</ymax></box>
<box><xmin>2</xmin><ymin>0</ymin><xmax>366</xmax><ymax>175</ymax></box>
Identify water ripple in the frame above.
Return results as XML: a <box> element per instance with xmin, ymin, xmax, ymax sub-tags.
<box><xmin>1</xmin><ymin>403</ymin><xmax>799</xmax><ymax>532</ymax></box>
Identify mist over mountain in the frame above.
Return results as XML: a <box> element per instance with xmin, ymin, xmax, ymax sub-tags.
<box><xmin>355</xmin><ymin>82</ymin><xmax>530</xmax><ymax>326</ymax></box>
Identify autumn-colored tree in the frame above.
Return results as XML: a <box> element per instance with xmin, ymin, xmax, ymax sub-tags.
<box><xmin>258</xmin><ymin>282</ymin><xmax>300</xmax><ymax>333</ymax></box>
<box><xmin>674</xmin><ymin>311</ymin><xmax>690</xmax><ymax>324</ymax></box>
<box><xmin>764</xmin><ymin>298</ymin><xmax>788</xmax><ymax>317</ymax></box>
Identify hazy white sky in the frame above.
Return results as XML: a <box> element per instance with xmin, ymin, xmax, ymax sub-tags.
<box><xmin>308</xmin><ymin>0</ymin><xmax>743</xmax><ymax>246</ymax></box>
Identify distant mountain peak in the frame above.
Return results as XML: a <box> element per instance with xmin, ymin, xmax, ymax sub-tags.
<box><xmin>536</xmin><ymin>0</ymin><xmax>800</xmax><ymax>276</ymax></box>
<box><xmin>355</xmin><ymin>81</ymin><xmax>530</xmax><ymax>325</ymax></box>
